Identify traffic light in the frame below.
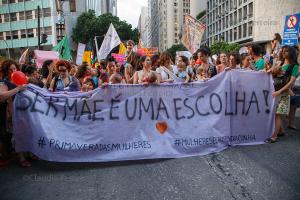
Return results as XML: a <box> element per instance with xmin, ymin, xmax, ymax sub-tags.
<box><xmin>41</xmin><ymin>34</ymin><xmax>48</xmax><ymax>44</ymax></box>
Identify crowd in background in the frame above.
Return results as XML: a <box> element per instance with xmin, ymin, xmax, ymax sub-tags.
<box><xmin>0</xmin><ymin>33</ymin><xmax>299</xmax><ymax>167</ymax></box>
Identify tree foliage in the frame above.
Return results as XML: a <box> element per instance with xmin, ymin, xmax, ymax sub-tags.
<box><xmin>166</xmin><ymin>44</ymin><xmax>188</xmax><ymax>61</ymax></box>
<box><xmin>196</xmin><ymin>10</ymin><xmax>206</xmax><ymax>20</ymax></box>
<box><xmin>210</xmin><ymin>41</ymin><xmax>241</xmax><ymax>55</ymax></box>
<box><xmin>72</xmin><ymin>11</ymin><xmax>139</xmax><ymax>45</ymax></box>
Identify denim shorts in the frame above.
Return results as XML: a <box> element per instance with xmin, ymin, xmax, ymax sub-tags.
<box><xmin>291</xmin><ymin>88</ymin><xmax>300</xmax><ymax>108</ymax></box>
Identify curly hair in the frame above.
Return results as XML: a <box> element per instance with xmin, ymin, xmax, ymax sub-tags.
<box><xmin>55</xmin><ymin>60</ymin><xmax>72</xmax><ymax>72</ymax></box>
<box><xmin>160</xmin><ymin>51</ymin><xmax>173</xmax><ymax>67</ymax></box>
<box><xmin>76</xmin><ymin>63</ymin><xmax>90</xmax><ymax>79</ymax></box>
<box><xmin>0</xmin><ymin>59</ymin><xmax>20</xmax><ymax>79</ymax></box>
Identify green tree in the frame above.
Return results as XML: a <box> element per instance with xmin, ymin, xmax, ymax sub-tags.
<box><xmin>196</xmin><ymin>10</ymin><xmax>206</xmax><ymax>20</ymax></box>
<box><xmin>210</xmin><ymin>41</ymin><xmax>240</xmax><ymax>55</ymax></box>
<box><xmin>72</xmin><ymin>11</ymin><xmax>138</xmax><ymax>45</ymax></box>
<box><xmin>166</xmin><ymin>44</ymin><xmax>188</xmax><ymax>61</ymax></box>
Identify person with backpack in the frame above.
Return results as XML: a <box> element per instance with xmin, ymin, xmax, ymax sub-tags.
<box><xmin>49</xmin><ymin>60</ymin><xmax>80</xmax><ymax>92</ymax></box>
<box><xmin>266</xmin><ymin>46</ymin><xmax>299</xmax><ymax>143</ymax></box>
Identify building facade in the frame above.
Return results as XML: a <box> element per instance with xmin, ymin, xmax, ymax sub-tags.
<box><xmin>138</xmin><ymin>6</ymin><xmax>149</xmax><ymax>47</ymax></box>
<box><xmin>148</xmin><ymin>0</ymin><xmax>159</xmax><ymax>48</ymax></box>
<box><xmin>158</xmin><ymin>0</ymin><xmax>190</xmax><ymax>51</ymax></box>
<box><xmin>0</xmin><ymin>0</ymin><xmax>118</xmax><ymax>59</ymax></box>
<box><xmin>0</xmin><ymin>0</ymin><xmax>54</xmax><ymax>58</ymax></box>
<box><xmin>205</xmin><ymin>0</ymin><xmax>300</xmax><ymax>47</ymax></box>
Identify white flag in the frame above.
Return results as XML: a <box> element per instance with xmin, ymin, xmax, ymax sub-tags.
<box><xmin>76</xmin><ymin>43</ymin><xmax>86</xmax><ymax>65</ymax></box>
<box><xmin>98</xmin><ymin>23</ymin><xmax>121</xmax><ymax>59</ymax></box>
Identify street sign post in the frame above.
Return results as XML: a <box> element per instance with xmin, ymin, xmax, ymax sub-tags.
<box><xmin>282</xmin><ymin>13</ymin><xmax>300</xmax><ymax>46</ymax></box>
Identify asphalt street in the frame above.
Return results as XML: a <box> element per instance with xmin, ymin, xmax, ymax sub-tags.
<box><xmin>0</xmin><ymin>117</ymin><xmax>299</xmax><ymax>200</ymax></box>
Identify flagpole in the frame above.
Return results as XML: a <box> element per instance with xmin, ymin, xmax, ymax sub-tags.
<box><xmin>94</xmin><ymin>36</ymin><xmax>100</xmax><ymax>62</ymax></box>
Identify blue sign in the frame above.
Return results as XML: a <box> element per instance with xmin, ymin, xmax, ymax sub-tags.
<box><xmin>282</xmin><ymin>14</ymin><xmax>300</xmax><ymax>46</ymax></box>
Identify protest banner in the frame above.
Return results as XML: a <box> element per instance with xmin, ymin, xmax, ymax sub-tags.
<box><xmin>13</xmin><ymin>70</ymin><xmax>274</xmax><ymax>162</ymax></box>
<box><xmin>112</xmin><ymin>53</ymin><xmax>126</xmax><ymax>64</ymax></box>
<box><xmin>76</xmin><ymin>43</ymin><xmax>86</xmax><ymax>65</ymax></box>
<box><xmin>137</xmin><ymin>47</ymin><xmax>159</xmax><ymax>57</ymax></box>
<box><xmin>181</xmin><ymin>15</ymin><xmax>206</xmax><ymax>54</ymax></box>
<box><xmin>34</xmin><ymin>50</ymin><xmax>59</xmax><ymax>68</ymax></box>
<box><xmin>176</xmin><ymin>51</ymin><xmax>193</xmax><ymax>60</ymax></box>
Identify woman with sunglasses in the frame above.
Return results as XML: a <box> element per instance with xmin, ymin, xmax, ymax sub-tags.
<box><xmin>49</xmin><ymin>60</ymin><xmax>80</xmax><ymax>92</ymax></box>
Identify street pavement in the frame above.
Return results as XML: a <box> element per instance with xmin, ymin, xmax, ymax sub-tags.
<box><xmin>0</xmin><ymin>117</ymin><xmax>299</xmax><ymax>200</ymax></box>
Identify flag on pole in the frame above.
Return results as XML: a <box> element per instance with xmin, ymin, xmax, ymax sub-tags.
<box><xmin>98</xmin><ymin>23</ymin><xmax>121</xmax><ymax>59</ymax></box>
<box><xmin>19</xmin><ymin>48</ymin><xmax>29</xmax><ymax>64</ymax></box>
<box><xmin>52</xmin><ymin>36</ymin><xmax>72</xmax><ymax>60</ymax></box>
<box><xmin>118</xmin><ymin>43</ymin><xmax>127</xmax><ymax>55</ymax></box>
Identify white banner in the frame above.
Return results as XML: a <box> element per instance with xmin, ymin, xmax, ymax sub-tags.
<box><xmin>76</xmin><ymin>43</ymin><xmax>86</xmax><ymax>65</ymax></box>
<box><xmin>13</xmin><ymin>71</ymin><xmax>275</xmax><ymax>162</ymax></box>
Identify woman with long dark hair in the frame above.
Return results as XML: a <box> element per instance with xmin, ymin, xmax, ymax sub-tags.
<box><xmin>0</xmin><ymin>60</ymin><xmax>31</xmax><ymax>167</ymax></box>
<box><xmin>266</xmin><ymin>46</ymin><xmax>299</xmax><ymax>143</ymax></box>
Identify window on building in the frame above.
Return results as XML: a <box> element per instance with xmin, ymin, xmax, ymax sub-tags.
<box><xmin>229</xmin><ymin>14</ymin><xmax>233</xmax><ymax>26</ymax></box>
<box><xmin>20</xmin><ymin>29</ymin><xmax>26</xmax><ymax>38</ymax></box>
<box><xmin>43</xmin><ymin>8</ymin><xmax>51</xmax><ymax>17</ymax></box>
<box><xmin>248</xmin><ymin>2</ymin><xmax>253</xmax><ymax>18</ymax></box>
<box><xmin>12</xmin><ymin>30</ymin><xmax>18</xmax><ymax>39</ymax></box>
<box><xmin>243</xmin><ymin>6</ymin><xmax>247</xmax><ymax>20</ymax></box>
<box><xmin>238</xmin><ymin>25</ymin><xmax>242</xmax><ymax>39</ymax></box>
<box><xmin>18</xmin><ymin>0</ymin><xmax>24</xmax><ymax>2</ymax></box>
<box><xmin>9</xmin><ymin>0</ymin><xmax>16</xmax><ymax>3</ymax></box>
<box><xmin>225</xmin><ymin>31</ymin><xmax>228</xmax><ymax>41</ymax></box>
<box><xmin>10</xmin><ymin>13</ymin><xmax>17</xmax><ymax>21</ymax></box>
<box><xmin>4</xmin><ymin>14</ymin><xmax>10</xmax><ymax>22</ymax></box>
<box><xmin>5</xmin><ymin>31</ymin><xmax>11</xmax><ymax>40</ymax></box>
<box><xmin>248</xmin><ymin>21</ymin><xmax>253</xmax><ymax>36</ymax></box>
<box><xmin>19</xmin><ymin>11</ymin><xmax>25</xmax><ymax>20</ymax></box>
<box><xmin>226</xmin><ymin>16</ymin><xmax>228</xmax><ymax>28</ymax></box>
<box><xmin>0</xmin><ymin>32</ymin><xmax>3</xmax><ymax>40</ymax></box>
<box><xmin>238</xmin><ymin>9</ymin><xmax>242</xmax><ymax>22</ymax></box>
<box><xmin>69</xmin><ymin>0</ymin><xmax>76</xmax><ymax>12</ymax></box>
<box><xmin>234</xmin><ymin>11</ymin><xmax>237</xmax><ymax>24</ymax></box>
<box><xmin>0</xmin><ymin>15</ymin><xmax>2</xmax><ymax>23</ymax></box>
<box><xmin>27</xmin><ymin>28</ymin><xmax>34</xmax><ymax>38</ymax></box>
<box><xmin>243</xmin><ymin>23</ymin><xmax>247</xmax><ymax>37</ymax></box>
<box><xmin>43</xmin><ymin>26</ymin><xmax>52</xmax><ymax>36</ymax></box>
<box><xmin>239</xmin><ymin>0</ymin><xmax>242</xmax><ymax>5</ymax></box>
<box><xmin>234</xmin><ymin>27</ymin><xmax>237</xmax><ymax>40</ymax></box>
<box><xmin>26</xmin><ymin>10</ymin><xmax>33</xmax><ymax>19</ymax></box>
<box><xmin>229</xmin><ymin>29</ymin><xmax>232</xmax><ymax>41</ymax></box>
<box><xmin>2</xmin><ymin>0</ymin><xmax>8</xmax><ymax>4</ymax></box>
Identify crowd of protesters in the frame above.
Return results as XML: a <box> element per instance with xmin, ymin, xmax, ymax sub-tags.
<box><xmin>0</xmin><ymin>34</ymin><xmax>299</xmax><ymax>167</ymax></box>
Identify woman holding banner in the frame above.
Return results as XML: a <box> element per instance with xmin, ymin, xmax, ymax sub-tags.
<box><xmin>156</xmin><ymin>52</ymin><xmax>179</xmax><ymax>83</ymax></box>
<box><xmin>133</xmin><ymin>56</ymin><xmax>160</xmax><ymax>84</ymax></box>
<box><xmin>266</xmin><ymin>46</ymin><xmax>299</xmax><ymax>143</ymax></box>
<box><xmin>0</xmin><ymin>59</ymin><xmax>32</xmax><ymax>167</ymax></box>
<box><xmin>49</xmin><ymin>60</ymin><xmax>80</xmax><ymax>92</ymax></box>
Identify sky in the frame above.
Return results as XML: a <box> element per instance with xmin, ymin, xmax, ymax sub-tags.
<box><xmin>117</xmin><ymin>0</ymin><xmax>148</xmax><ymax>28</ymax></box>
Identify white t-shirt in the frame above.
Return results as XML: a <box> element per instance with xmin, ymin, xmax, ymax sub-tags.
<box><xmin>156</xmin><ymin>65</ymin><xmax>178</xmax><ymax>81</ymax></box>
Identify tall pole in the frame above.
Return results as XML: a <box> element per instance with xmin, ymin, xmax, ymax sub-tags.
<box><xmin>94</xmin><ymin>36</ymin><xmax>100</xmax><ymax>62</ymax></box>
<box><xmin>37</xmin><ymin>6</ymin><xmax>41</xmax><ymax>50</ymax></box>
